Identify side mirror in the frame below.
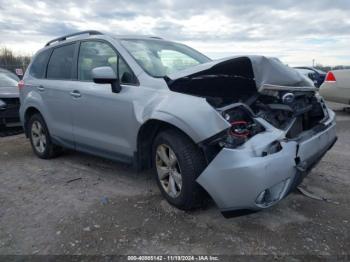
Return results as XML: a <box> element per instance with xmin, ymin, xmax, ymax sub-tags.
<box><xmin>92</xmin><ymin>66</ymin><xmax>121</xmax><ymax>93</ymax></box>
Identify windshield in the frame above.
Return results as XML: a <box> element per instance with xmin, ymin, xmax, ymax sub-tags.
<box><xmin>120</xmin><ymin>39</ymin><xmax>211</xmax><ymax>77</ymax></box>
<box><xmin>0</xmin><ymin>73</ymin><xmax>18</xmax><ymax>87</ymax></box>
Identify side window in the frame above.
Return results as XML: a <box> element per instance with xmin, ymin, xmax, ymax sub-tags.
<box><xmin>78</xmin><ymin>41</ymin><xmax>118</xmax><ymax>81</ymax></box>
<box><xmin>47</xmin><ymin>44</ymin><xmax>75</xmax><ymax>80</ymax></box>
<box><xmin>29</xmin><ymin>49</ymin><xmax>51</xmax><ymax>79</ymax></box>
<box><xmin>78</xmin><ymin>41</ymin><xmax>137</xmax><ymax>85</ymax></box>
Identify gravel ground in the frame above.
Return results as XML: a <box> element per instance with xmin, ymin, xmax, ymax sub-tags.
<box><xmin>0</xmin><ymin>103</ymin><xmax>349</xmax><ymax>256</ymax></box>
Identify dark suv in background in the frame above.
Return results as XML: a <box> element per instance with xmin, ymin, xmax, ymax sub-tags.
<box><xmin>294</xmin><ymin>67</ymin><xmax>327</xmax><ymax>88</ymax></box>
<box><xmin>0</xmin><ymin>68</ymin><xmax>21</xmax><ymax>130</ymax></box>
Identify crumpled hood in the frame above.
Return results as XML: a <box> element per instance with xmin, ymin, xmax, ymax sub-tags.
<box><xmin>165</xmin><ymin>56</ymin><xmax>315</xmax><ymax>101</ymax></box>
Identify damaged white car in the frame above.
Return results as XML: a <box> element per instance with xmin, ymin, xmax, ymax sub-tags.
<box><xmin>20</xmin><ymin>31</ymin><xmax>337</xmax><ymax>214</ymax></box>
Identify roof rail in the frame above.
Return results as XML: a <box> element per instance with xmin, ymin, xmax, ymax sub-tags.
<box><xmin>45</xmin><ymin>30</ymin><xmax>103</xmax><ymax>46</ymax></box>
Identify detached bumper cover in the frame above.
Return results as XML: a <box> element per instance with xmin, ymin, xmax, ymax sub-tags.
<box><xmin>197</xmin><ymin>109</ymin><xmax>337</xmax><ymax>211</ymax></box>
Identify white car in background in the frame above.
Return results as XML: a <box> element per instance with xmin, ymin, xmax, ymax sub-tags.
<box><xmin>320</xmin><ymin>70</ymin><xmax>350</xmax><ymax>105</ymax></box>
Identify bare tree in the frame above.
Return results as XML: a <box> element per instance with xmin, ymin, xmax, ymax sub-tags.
<box><xmin>0</xmin><ymin>47</ymin><xmax>31</xmax><ymax>74</ymax></box>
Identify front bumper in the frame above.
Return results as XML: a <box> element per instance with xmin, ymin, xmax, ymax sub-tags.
<box><xmin>0</xmin><ymin>99</ymin><xmax>21</xmax><ymax>128</ymax></box>
<box><xmin>197</xmin><ymin>108</ymin><xmax>337</xmax><ymax>212</ymax></box>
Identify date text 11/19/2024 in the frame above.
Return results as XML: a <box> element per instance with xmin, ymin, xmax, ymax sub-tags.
<box><xmin>127</xmin><ymin>255</ymin><xmax>220</xmax><ymax>261</ymax></box>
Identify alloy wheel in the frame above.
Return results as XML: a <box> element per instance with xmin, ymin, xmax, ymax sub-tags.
<box><xmin>31</xmin><ymin>120</ymin><xmax>47</xmax><ymax>153</ymax></box>
<box><xmin>155</xmin><ymin>144</ymin><xmax>183</xmax><ymax>198</ymax></box>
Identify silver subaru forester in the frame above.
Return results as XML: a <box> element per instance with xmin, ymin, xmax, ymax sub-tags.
<box><xmin>19</xmin><ymin>31</ymin><xmax>337</xmax><ymax>214</ymax></box>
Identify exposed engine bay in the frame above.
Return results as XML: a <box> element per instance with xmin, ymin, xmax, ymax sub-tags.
<box><xmin>215</xmin><ymin>89</ymin><xmax>327</xmax><ymax>143</ymax></box>
<box><xmin>199</xmin><ymin>89</ymin><xmax>328</xmax><ymax>162</ymax></box>
<box><xmin>250</xmin><ymin>91</ymin><xmax>326</xmax><ymax>137</ymax></box>
<box><xmin>165</xmin><ymin>55</ymin><xmax>332</xmax><ymax>166</ymax></box>
<box><xmin>166</xmin><ymin>55</ymin><xmax>327</xmax><ymax>155</ymax></box>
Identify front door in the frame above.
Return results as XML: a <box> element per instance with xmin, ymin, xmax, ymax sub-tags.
<box><xmin>70</xmin><ymin>40</ymin><xmax>140</xmax><ymax>162</ymax></box>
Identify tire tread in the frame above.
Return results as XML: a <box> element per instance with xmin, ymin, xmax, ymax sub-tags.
<box><xmin>153</xmin><ymin>128</ymin><xmax>207</xmax><ymax>210</ymax></box>
<box><xmin>28</xmin><ymin>113</ymin><xmax>62</xmax><ymax>159</ymax></box>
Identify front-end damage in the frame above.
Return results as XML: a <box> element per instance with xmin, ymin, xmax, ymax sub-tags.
<box><xmin>165</xmin><ymin>56</ymin><xmax>337</xmax><ymax>212</ymax></box>
<box><xmin>197</xmin><ymin>105</ymin><xmax>336</xmax><ymax>211</ymax></box>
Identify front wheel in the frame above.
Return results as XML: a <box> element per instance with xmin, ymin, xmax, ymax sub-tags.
<box><xmin>28</xmin><ymin>113</ymin><xmax>62</xmax><ymax>159</ymax></box>
<box><xmin>153</xmin><ymin>129</ymin><xmax>207</xmax><ymax>210</ymax></box>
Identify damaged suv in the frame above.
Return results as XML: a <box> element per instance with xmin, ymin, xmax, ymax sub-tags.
<box><xmin>20</xmin><ymin>31</ymin><xmax>337</xmax><ymax>213</ymax></box>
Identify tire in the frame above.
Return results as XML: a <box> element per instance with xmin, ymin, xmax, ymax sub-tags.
<box><xmin>152</xmin><ymin>129</ymin><xmax>207</xmax><ymax>210</ymax></box>
<box><xmin>28</xmin><ymin>113</ymin><xmax>62</xmax><ymax>159</ymax></box>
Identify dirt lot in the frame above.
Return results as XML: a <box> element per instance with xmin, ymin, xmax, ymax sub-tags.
<box><xmin>0</xmin><ymin>104</ymin><xmax>349</xmax><ymax>256</ymax></box>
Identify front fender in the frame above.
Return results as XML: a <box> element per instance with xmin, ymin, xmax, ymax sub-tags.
<box><xmin>140</xmin><ymin>92</ymin><xmax>230</xmax><ymax>143</ymax></box>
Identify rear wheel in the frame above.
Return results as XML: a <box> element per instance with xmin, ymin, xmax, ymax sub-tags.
<box><xmin>153</xmin><ymin>129</ymin><xmax>207</xmax><ymax>210</ymax></box>
<box><xmin>28</xmin><ymin>113</ymin><xmax>62</xmax><ymax>159</ymax></box>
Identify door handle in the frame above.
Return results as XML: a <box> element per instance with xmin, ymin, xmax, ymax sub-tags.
<box><xmin>70</xmin><ymin>90</ymin><xmax>81</xmax><ymax>98</ymax></box>
<box><xmin>37</xmin><ymin>85</ymin><xmax>45</xmax><ymax>92</ymax></box>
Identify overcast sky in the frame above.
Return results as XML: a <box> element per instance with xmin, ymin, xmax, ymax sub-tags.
<box><xmin>0</xmin><ymin>0</ymin><xmax>349</xmax><ymax>66</ymax></box>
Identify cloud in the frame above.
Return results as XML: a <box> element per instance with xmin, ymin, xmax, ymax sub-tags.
<box><xmin>0</xmin><ymin>0</ymin><xmax>349</xmax><ymax>65</ymax></box>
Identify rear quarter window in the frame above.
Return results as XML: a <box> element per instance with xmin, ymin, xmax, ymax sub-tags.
<box><xmin>47</xmin><ymin>44</ymin><xmax>75</xmax><ymax>80</ymax></box>
<box><xmin>29</xmin><ymin>49</ymin><xmax>52</xmax><ymax>79</ymax></box>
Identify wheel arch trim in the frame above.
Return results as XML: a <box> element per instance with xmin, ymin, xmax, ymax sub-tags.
<box><xmin>22</xmin><ymin>105</ymin><xmax>46</xmax><ymax>137</ymax></box>
<box><xmin>135</xmin><ymin>116</ymin><xmax>201</xmax><ymax>171</ymax></box>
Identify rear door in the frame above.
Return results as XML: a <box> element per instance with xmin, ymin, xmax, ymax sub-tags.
<box><xmin>40</xmin><ymin>43</ymin><xmax>78</xmax><ymax>147</ymax></box>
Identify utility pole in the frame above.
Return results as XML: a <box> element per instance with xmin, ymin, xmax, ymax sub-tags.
<box><xmin>312</xmin><ymin>59</ymin><xmax>315</xmax><ymax>67</ymax></box>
